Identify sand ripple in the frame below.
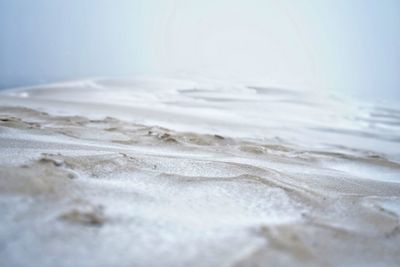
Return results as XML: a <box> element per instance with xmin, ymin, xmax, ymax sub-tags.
<box><xmin>0</xmin><ymin>78</ymin><xmax>400</xmax><ymax>266</ymax></box>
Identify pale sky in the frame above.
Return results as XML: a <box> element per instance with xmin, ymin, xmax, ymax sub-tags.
<box><xmin>0</xmin><ymin>0</ymin><xmax>399</xmax><ymax>100</ymax></box>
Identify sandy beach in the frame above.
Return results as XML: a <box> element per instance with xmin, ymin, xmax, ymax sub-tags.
<box><xmin>0</xmin><ymin>77</ymin><xmax>400</xmax><ymax>267</ymax></box>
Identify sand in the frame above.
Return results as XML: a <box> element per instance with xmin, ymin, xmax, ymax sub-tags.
<box><xmin>0</xmin><ymin>77</ymin><xmax>399</xmax><ymax>267</ymax></box>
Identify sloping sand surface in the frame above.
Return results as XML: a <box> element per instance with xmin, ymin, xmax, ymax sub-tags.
<box><xmin>0</xmin><ymin>78</ymin><xmax>400</xmax><ymax>266</ymax></box>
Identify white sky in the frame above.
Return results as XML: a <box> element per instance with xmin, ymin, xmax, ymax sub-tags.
<box><xmin>0</xmin><ymin>0</ymin><xmax>399</xmax><ymax>100</ymax></box>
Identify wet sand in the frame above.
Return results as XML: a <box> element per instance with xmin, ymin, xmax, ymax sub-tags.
<box><xmin>0</xmin><ymin>77</ymin><xmax>400</xmax><ymax>266</ymax></box>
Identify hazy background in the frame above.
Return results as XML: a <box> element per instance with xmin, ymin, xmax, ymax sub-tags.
<box><xmin>0</xmin><ymin>0</ymin><xmax>399</xmax><ymax>101</ymax></box>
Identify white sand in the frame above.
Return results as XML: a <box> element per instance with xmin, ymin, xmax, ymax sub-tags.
<box><xmin>0</xmin><ymin>77</ymin><xmax>399</xmax><ymax>267</ymax></box>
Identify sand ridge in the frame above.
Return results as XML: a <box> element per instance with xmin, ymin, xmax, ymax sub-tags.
<box><xmin>0</xmin><ymin>105</ymin><xmax>399</xmax><ymax>267</ymax></box>
<box><xmin>0</xmin><ymin>77</ymin><xmax>400</xmax><ymax>266</ymax></box>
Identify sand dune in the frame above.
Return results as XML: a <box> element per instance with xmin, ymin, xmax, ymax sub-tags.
<box><xmin>0</xmin><ymin>78</ymin><xmax>400</xmax><ymax>266</ymax></box>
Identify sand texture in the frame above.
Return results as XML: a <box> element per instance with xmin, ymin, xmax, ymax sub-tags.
<box><xmin>0</xmin><ymin>78</ymin><xmax>400</xmax><ymax>267</ymax></box>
